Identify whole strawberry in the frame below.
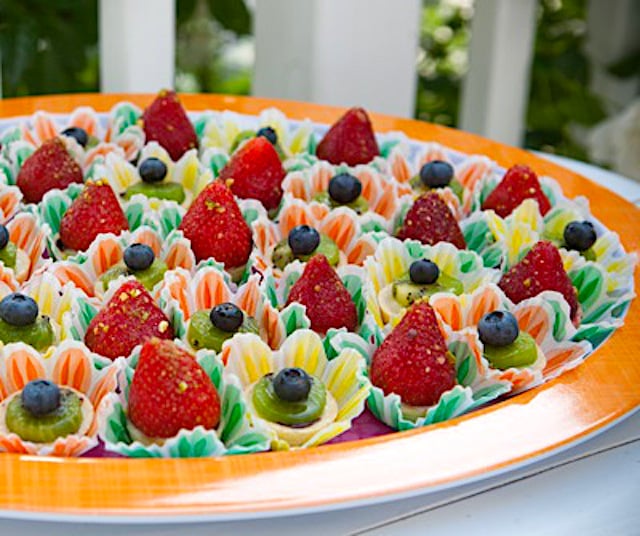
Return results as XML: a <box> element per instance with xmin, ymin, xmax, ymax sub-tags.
<box><xmin>84</xmin><ymin>280</ymin><xmax>174</xmax><ymax>360</ymax></box>
<box><xmin>141</xmin><ymin>90</ymin><xmax>198</xmax><ymax>161</ymax></box>
<box><xmin>397</xmin><ymin>191</ymin><xmax>466</xmax><ymax>249</ymax></box>
<box><xmin>286</xmin><ymin>254</ymin><xmax>358</xmax><ymax>333</ymax></box>
<box><xmin>59</xmin><ymin>179</ymin><xmax>129</xmax><ymax>251</ymax></box>
<box><xmin>316</xmin><ymin>107</ymin><xmax>379</xmax><ymax>166</ymax></box>
<box><xmin>499</xmin><ymin>241</ymin><xmax>580</xmax><ymax>322</ymax></box>
<box><xmin>482</xmin><ymin>164</ymin><xmax>551</xmax><ymax>217</ymax></box>
<box><xmin>178</xmin><ymin>181</ymin><xmax>252</xmax><ymax>269</ymax></box>
<box><xmin>219</xmin><ymin>136</ymin><xmax>285</xmax><ymax>211</ymax></box>
<box><xmin>128</xmin><ymin>338</ymin><xmax>221</xmax><ymax>438</ymax></box>
<box><xmin>16</xmin><ymin>138</ymin><xmax>83</xmax><ymax>203</ymax></box>
<box><xmin>370</xmin><ymin>301</ymin><xmax>456</xmax><ymax>407</ymax></box>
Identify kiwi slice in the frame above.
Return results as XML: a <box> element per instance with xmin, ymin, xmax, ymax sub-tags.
<box><xmin>272</xmin><ymin>233</ymin><xmax>340</xmax><ymax>270</ymax></box>
<box><xmin>252</xmin><ymin>374</ymin><xmax>326</xmax><ymax>426</ymax></box>
<box><xmin>313</xmin><ymin>192</ymin><xmax>370</xmax><ymax>214</ymax></box>
<box><xmin>392</xmin><ymin>273</ymin><xmax>464</xmax><ymax>307</ymax></box>
<box><xmin>187</xmin><ymin>309</ymin><xmax>259</xmax><ymax>352</ymax></box>
<box><xmin>6</xmin><ymin>389</ymin><xmax>83</xmax><ymax>443</ymax></box>
<box><xmin>230</xmin><ymin>130</ymin><xmax>287</xmax><ymax>160</ymax></box>
<box><xmin>0</xmin><ymin>316</ymin><xmax>55</xmax><ymax>351</ymax></box>
<box><xmin>100</xmin><ymin>259</ymin><xmax>168</xmax><ymax>292</ymax></box>
<box><xmin>123</xmin><ymin>182</ymin><xmax>186</xmax><ymax>203</ymax></box>
<box><xmin>484</xmin><ymin>331</ymin><xmax>538</xmax><ymax>369</ymax></box>
<box><xmin>0</xmin><ymin>242</ymin><xmax>17</xmax><ymax>269</ymax></box>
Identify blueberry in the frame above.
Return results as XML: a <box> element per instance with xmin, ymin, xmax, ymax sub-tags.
<box><xmin>123</xmin><ymin>243</ymin><xmax>155</xmax><ymax>272</ymax></box>
<box><xmin>409</xmin><ymin>259</ymin><xmax>440</xmax><ymax>285</ymax></box>
<box><xmin>419</xmin><ymin>160</ymin><xmax>454</xmax><ymax>188</ymax></box>
<box><xmin>21</xmin><ymin>379</ymin><xmax>61</xmax><ymax>416</ymax></box>
<box><xmin>478</xmin><ymin>310</ymin><xmax>519</xmax><ymax>347</ymax></box>
<box><xmin>61</xmin><ymin>127</ymin><xmax>89</xmax><ymax>148</ymax></box>
<box><xmin>272</xmin><ymin>367</ymin><xmax>312</xmax><ymax>402</ymax></box>
<box><xmin>210</xmin><ymin>302</ymin><xmax>243</xmax><ymax>332</ymax></box>
<box><xmin>256</xmin><ymin>126</ymin><xmax>278</xmax><ymax>145</ymax></box>
<box><xmin>564</xmin><ymin>221</ymin><xmax>596</xmax><ymax>252</ymax></box>
<box><xmin>328</xmin><ymin>173</ymin><xmax>362</xmax><ymax>205</ymax></box>
<box><xmin>139</xmin><ymin>157</ymin><xmax>168</xmax><ymax>183</ymax></box>
<box><xmin>288</xmin><ymin>225</ymin><xmax>320</xmax><ymax>255</ymax></box>
<box><xmin>0</xmin><ymin>224</ymin><xmax>9</xmax><ymax>250</ymax></box>
<box><xmin>0</xmin><ymin>293</ymin><xmax>39</xmax><ymax>327</ymax></box>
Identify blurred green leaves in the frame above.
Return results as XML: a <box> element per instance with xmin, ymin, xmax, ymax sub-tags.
<box><xmin>0</xmin><ymin>0</ymin><xmax>99</xmax><ymax>97</ymax></box>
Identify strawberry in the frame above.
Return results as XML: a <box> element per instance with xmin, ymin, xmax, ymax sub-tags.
<box><xmin>178</xmin><ymin>180</ymin><xmax>252</xmax><ymax>268</ymax></box>
<box><xmin>141</xmin><ymin>90</ymin><xmax>198</xmax><ymax>161</ymax></box>
<box><xmin>499</xmin><ymin>241</ymin><xmax>580</xmax><ymax>322</ymax></box>
<box><xmin>482</xmin><ymin>164</ymin><xmax>551</xmax><ymax>217</ymax></box>
<box><xmin>397</xmin><ymin>191</ymin><xmax>466</xmax><ymax>249</ymax></box>
<box><xmin>84</xmin><ymin>280</ymin><xmax>175</xmax><ymax>360</ymax></box>
<box><xmin>370</xmin><ymin>301</ymin><xmax>456</xmax><ymax>407</ymax></box>
<box><xmin>128</xmin><ymin>338</ymin><xmax>221</xmax><ymax>438</ymax></box>
<box><xmin>316</xmin><ymin>107</ymin><xmax>379</xmax><ymax>166</ymax></box>
<box><xmin>286</xmin><ymin>254</ymin><xmax>358</xmax><ymax>333</ymax></box>
<box><xmin>59</xmin><ymin>179</ymin><xmax>129</xmax><ymax>252</ymax></box>
<box><xmin>16</xmin><ymin>137</ymin><xmax>83</xmax><ymax>203</ymax></box>
<box><xmin>218</xmin><ymin>137</ymin><xmax>285</xmax><ymax>211</ymax></box>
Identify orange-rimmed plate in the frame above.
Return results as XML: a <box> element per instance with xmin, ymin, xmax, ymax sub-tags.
<box><xmin>0</xmin><ymin>94</ymin><xmax>638</xmax><ymax>522</ymax></box>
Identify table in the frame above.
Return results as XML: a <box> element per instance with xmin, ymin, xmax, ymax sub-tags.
<box><xmin>0</xmin><ymin>153</ymin><xmax>637</xmax><ymax>535</ymax></box>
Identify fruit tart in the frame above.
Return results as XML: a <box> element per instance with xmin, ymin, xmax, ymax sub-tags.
<box><xmin>158</xmin><ymin>265</ymin><xmax>289</xmax><ymax>352</ymax></box>
<box><xmin>224</xmin><ymin>330</ymin><xmax>370</xmax><ymax>449</ymax></box>
<box><xmin>83</xmin><ymin>280</ymin><xmax>175</xmax><ymax>360</ymax></box>
<box><xmin>0</xmin><ymin>340</ymin><xmax>118</xmax><ymax>456</ymax></box>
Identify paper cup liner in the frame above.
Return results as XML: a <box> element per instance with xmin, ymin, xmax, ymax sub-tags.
<box><xmin>0</xmin><ymin>340</ymin><xmax>118</xmax><ymax>456</ymax></box>
<box><xmin>98</xmin><ymin>345</ymin><xmax>272</xmax><ymax>458</ymax></box>
<box><xmin>224</xmin><ymin>330</ymin><xmax>370</xmax><ymax>450</ymax></box>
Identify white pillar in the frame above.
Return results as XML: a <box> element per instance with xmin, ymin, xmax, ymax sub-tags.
<box><xmin>460</xmin><ymin>0</ymin><xmax>538</xmax><ymax>146</ymax></box>
<box><xmin>99</xmin><ymin>0</ymin><xmax>175</xmax><ymax>93</ymax></box>
<box><xmin>585</xmin><ymin>0</ymin><xmax>640</xmax><ymax>112</ymax></box>
<box><xmin>253</xmin><ymin>0</ymin><xmax>422</xmax><ymax>118</ymax></box>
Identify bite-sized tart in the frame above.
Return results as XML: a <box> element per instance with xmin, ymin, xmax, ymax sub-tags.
<box><xmin>0</xmin><ymin>340</ymin><xmax>117</xmax><ymax>456</ymax></box>
<box><xmin>367</xmin><ymin>301</ymin><xmax>510</xmax><ymax>430</ymax></box>
<box><xmin>158</xmin><ymin>265</ymin><xmax>289</xmax><ymax>351</ymax></box>
<box><xmin>80</xmin><ymin>280</ymin><xmax>175</xmax><ymax>361</ymax></box>
<box><xmin>45</xmin><ymin>226</ymin><xmax>195</xmax><ymax>299</ymax></box>
<box><xmin>98</xmin><ymin>338</ymin><xmax>271</xmax><ymax>457</ymax></box>
<box><xmin>261</xmin><ymin>254</ymin><xmax>364</xmax><ymax>336</ymax></box>
<box><xmin>224</xmin><ymin>329</ymin><xmax>370</xmax><ymax>449</ymax></box>
<box><xmin>364</xmin><ymin>236</ymin><xmax>500</xmax><ymax>327</ymax></box>
<box><xmin>250</xmin><ymin>193</ymin><xmax>379</xmax><ymax>271</ymax></box>
<box><xmin>0</xmin><ymin>224</ymin><xmax>31</xmax><ymax>282</ymax></box>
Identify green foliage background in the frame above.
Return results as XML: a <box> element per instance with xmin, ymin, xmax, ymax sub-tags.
<box><xmin>0</xmin><ymin>0</ymin><xmax>627</xmax><ymax>162</ymax></box>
